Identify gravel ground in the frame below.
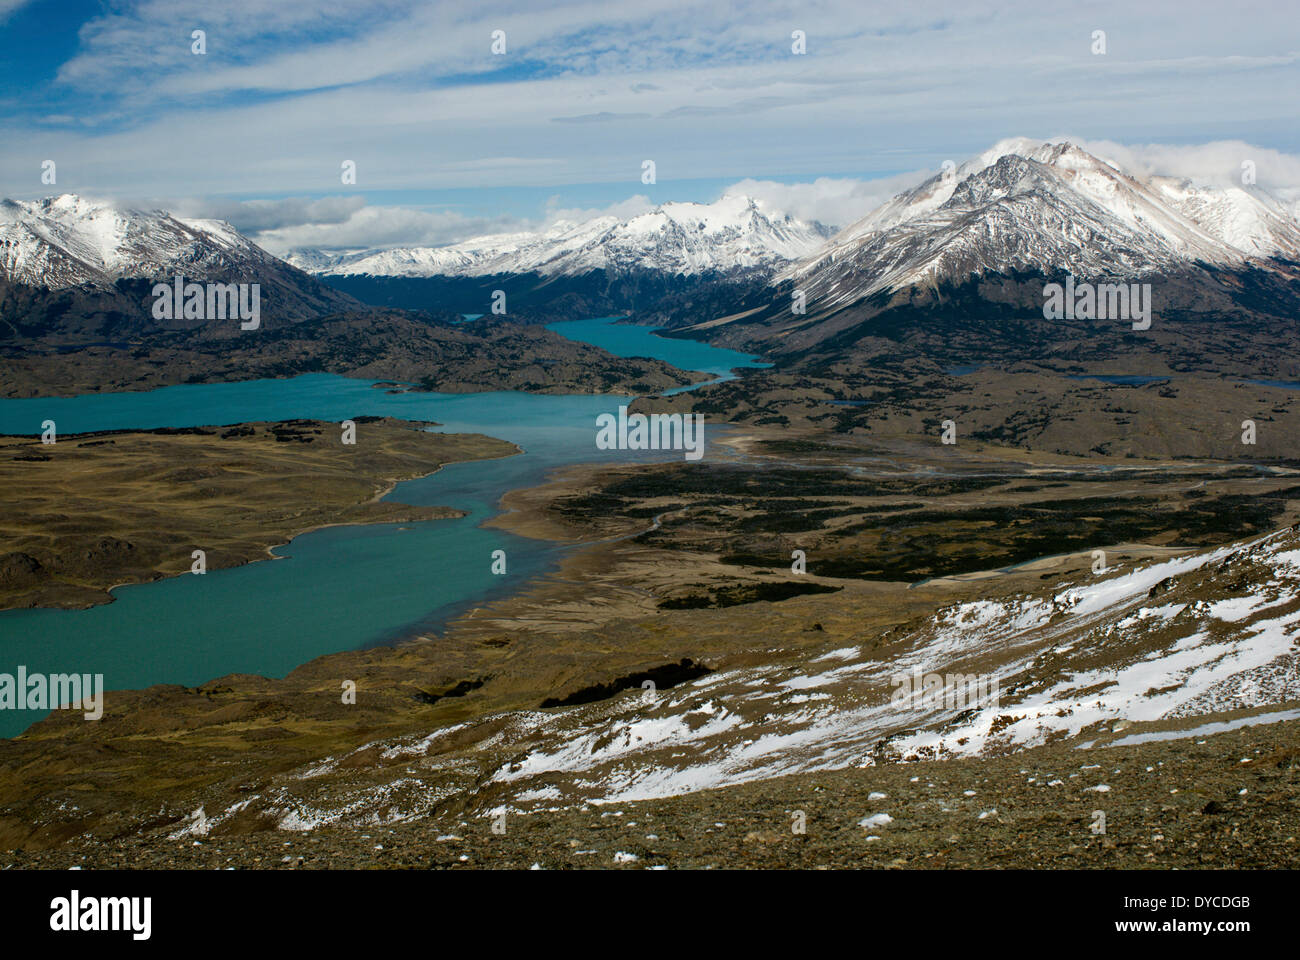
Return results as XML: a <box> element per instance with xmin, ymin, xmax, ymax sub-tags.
<box><xmin>9</xmin><ymin>717</ymin><xmax>1299</xmax><ymax>870</ymax></box>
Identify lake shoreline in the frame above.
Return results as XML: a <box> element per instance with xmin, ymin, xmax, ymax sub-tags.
<box><xmin>0</xmin><ymin>418</ymin><xmax>518</xmax><ymax>614</ymax></box>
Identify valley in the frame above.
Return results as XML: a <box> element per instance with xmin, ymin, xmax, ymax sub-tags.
<box><xmin>1</xmin><ymin>138</ymin><xmax>1299</xmax><ymax>871</ymax></box>
<box><xmin>1</xmin><ymin>411</ymin><xmax>1297</xmax><ymax>865</ymax></box>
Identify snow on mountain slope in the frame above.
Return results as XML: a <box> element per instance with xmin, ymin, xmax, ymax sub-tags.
<box><xmin>299</xmin><ymin>230</ymin><xmax>539</xmax><ymax>278</ymax></box>
<box><xmin>0</xmin><ymin>194</ymin><xmax>283</xmax><ymax>289</ymax></box>
<box><xmin>1152</xmin><ymin>177</ymin><xmax>1300</xmax><ymax>261</ymax></box>
<box><xmin>463</xmin><ymin>531</ymin><xmax>1300</xmax><ymax>805</ymax></box>
<box><xmin>778</xmin><ymin>138</ymin><xmax>1300</xmax><ymax>308</ymax></box>
<box><xmin>291</xmin><ymin>195</ymin><xmax>833</xmax><ymax>279</ymax></box>
<box><xmin>204</xmin><ymin>526</ymin><xmax>1300</xmax><ymax>829</ymax></box>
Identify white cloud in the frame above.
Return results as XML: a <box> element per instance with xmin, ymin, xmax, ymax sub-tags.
<box><xmin>247</xmin><ymin>205</ymin><xmax>520</xmax><ymax>256</ymax></box>
<box><xmin>5</xmin><ymin>0</ymin><xmax>1296</xmax><ymax>202</ymax></box>
<box><xmin>541</xmin><ymin>194</ymin><xmax>655</xmax><ymax>224</ymax></box>
<box><xmin>237</xmin><ymin>192</ymin><xmax>663</xmax><ymax>254</ymax></box>
<box><xmin>725</xmin><ymin>173</ymin><xmax>930</xmax><ymax>229</ymax></box>
<box><xmin>223</xmin><ymin>135</ymin><xmax>1300</xmax><ymax>255</ymax></box>
<box><xmin>171</xmin><ymin>195</ymin><xmax>368</xmax><ymax>233</ymax></box>
<box><xmin>0</xmin><ymin>0</ymin><xmax>32</xmax><ymax>21</ymax></box>
<box><xmin>1076</xmin><ymin>138</ymin><xmax>1300</xmax><ymax>199</ymax></box>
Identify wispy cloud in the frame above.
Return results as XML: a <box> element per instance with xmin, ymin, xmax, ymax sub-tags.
<box><xmin>1</xmin><ymin>0</ymin><xmax>1297</xmax><ymax>208</ymax></box>
<box><xmin>0</xmin><ymin>0</ymin><xmax>33</xmax><ymax>21</ymax></box>
<box><xmin>202</xmin><ymin>192</ymin><xmax>658</xmax><ymax>255</ymax></box>
<box><xmin>724</xmin><ymin>172</ymin><xmax>931</xmax><ymax>227</ymax></box>
<box><xmin>1077</xmin><ymin>138</ymin><xmax>1300</xmax><ymax>198</ymax></box>
<box><xmin>202</xmin><ymin>136</ymin><xmax>1300</xmax><ymax>255</ymax></box>
<box><xmin>248</xmin><ymin>204</ymin><xmax>518</xmax><ymax>254</ymax></box>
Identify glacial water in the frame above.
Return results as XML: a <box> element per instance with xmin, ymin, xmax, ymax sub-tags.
<box><xmin>546</xmin><ymin>316</ymin><xmax>770</xmax><ymax>394</ymax></box>
<box><xmin>546</xmin><ymin>316</ymin><xmax>769</xmax><ymax>381</ymax></box>
<box><xmin>0</xmin><ymin>318</ymin><xmax>763</xmax><ymax>736</ymax></box>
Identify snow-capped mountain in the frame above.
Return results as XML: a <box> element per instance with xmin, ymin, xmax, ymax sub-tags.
<box><xmin>0</xmin><ymin>195</ymin><xmax>357</xmax><ymax>336</ymax></box>
<box><xmin>778</xmin><ymin>138</ymin><xmax>1300</xmax><ymax>310</ymax></box>
<box><xmin>291</xmin><ymin>195</ymin><xmax>834</xmax><ymax>279</ymax></box>
<box><xmin>0</xmin><ymin>194</ymin><xmax>289</xmax><ymax>289</ymax></box>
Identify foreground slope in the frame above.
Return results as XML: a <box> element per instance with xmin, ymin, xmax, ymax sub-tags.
<box><xmin>3</xmin><ymin>519</ymin><xmax>1297</xmax><ymax>864</ymax></box>
<box><xmin>13</xmin><ymin>714</ymin><xmax>1294</xmax><ymax>869</ymax></box>
<box><xmin>237</xmin><ymin>527</ymin><xmax>1300</xmax><ymax>820</ymax></box>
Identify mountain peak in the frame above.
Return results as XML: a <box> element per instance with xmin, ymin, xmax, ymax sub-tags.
<box><xmin>778</xmin><ymin>136</ymin><xmax>1300</xmax><ymax>305</ymax></box>
<box><xmin>0</xmin><ymin>193</ymin><xmax>277</xmax><ymax>289</ymax></box>
<box><xmin>294</xmin><ymin>193</ymin><xmax>831</xmax><ymax>279</ymax></box>
<box><xmin>967</xmin><ymin>137</ymin><xmax>1111</xmax><ymax>176</ymax></box>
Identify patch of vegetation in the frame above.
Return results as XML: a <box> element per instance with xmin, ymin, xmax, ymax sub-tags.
<box><xmin>539</xmin><ymin>659</ymin><xmax>712</xmax><ymax>708</ymax></box>
<box><xmin>659</xmin><ymin>580</ymin><xmax>841</xmax><ymax>609</ymax></box>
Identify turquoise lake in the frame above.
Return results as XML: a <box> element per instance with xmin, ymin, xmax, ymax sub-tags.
<box><xmin>545</xmin><ymin>316</ymin><xmax>771</xmax><ymax>388</ymax></box>
<box><xmin>0</xmin><ymin>317</ymin><xmax>765</xmax><ymax>736</ymax></box>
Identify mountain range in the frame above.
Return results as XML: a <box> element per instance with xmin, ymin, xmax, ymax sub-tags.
<box><xmin>287</xmin><ymin>194</ymin><xmax>834</xmax><ymax>279</ymax></box>
<box><xmin>5</xmin><ymin>138</ymin><xmax>1299</xmax><ymax>364</ymax></box>
<box><xmin>280</xmin><ymin>138</ymin><xmax>1300</xmax><ymax>304</ymax></box>
<box><xmin>285</xmin><ymin>138</ymin><xmax>1300</xmax><ymax>359</ymax></box>
<box><xmin>642</xmin><ymin>140</ymin><xmax>1300</xmax><ymax>368</ymax></box>
<box><xmin>0</xmin><ymin>194</ymin><xmax>289</xmax><ymax>289</ymax></box>
<box><xmin>0</xmin><ymin>196</ymin><xmax>707</xmax><ymax>398</ymax></box>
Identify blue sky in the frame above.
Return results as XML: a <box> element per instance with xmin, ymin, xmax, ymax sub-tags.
<box><xmin>3</xmin><ymin>0</ymin><xmax>1300</xmax><ymax>252</ymax></box>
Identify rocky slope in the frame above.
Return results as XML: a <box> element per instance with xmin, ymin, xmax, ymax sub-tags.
<box><xmin>10</xmin><ymin>715</ymin><xmax>1295</xmax><ymax>869</ymax></box>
